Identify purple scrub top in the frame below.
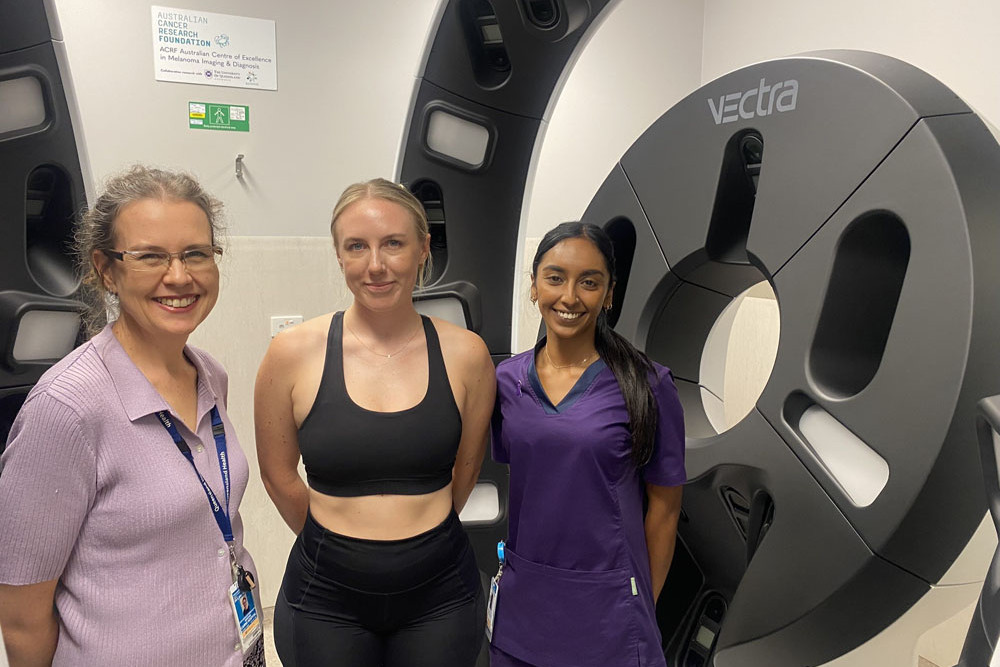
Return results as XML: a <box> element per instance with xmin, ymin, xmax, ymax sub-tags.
<box><xmin>490</xmin><ymin>341</ymin><xmax>686</xmax><ymax>667</ymax></box>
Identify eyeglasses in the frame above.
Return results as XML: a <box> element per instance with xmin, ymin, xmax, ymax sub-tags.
<box><xmin>103</xmin><ymin>245</ymin><xmax>223</xmax><ymax>272</ymax></box>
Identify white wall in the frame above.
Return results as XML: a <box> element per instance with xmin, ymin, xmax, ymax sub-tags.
<box><xmin>55</xmin><ymin>0</ymin><xmax>440</xmax><ymax>237</ymax></box>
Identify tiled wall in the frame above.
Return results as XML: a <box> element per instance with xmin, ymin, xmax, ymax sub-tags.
<box><xmin>188</xmin><ymin>236</ymin><xmax>351</xmax><ymax>605</ymax></box>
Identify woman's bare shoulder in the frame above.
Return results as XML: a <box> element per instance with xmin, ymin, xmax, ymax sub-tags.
<box><xmin>429</xmin><ymin>316</ymin><xmax>492</xmax><ymax>371</ymax></box>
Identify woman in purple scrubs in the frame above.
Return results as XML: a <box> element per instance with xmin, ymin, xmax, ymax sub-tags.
<box><xmin>490</xmin><ymin>222</ymin><xmax>686</xmax><ymax>666</ymax></box>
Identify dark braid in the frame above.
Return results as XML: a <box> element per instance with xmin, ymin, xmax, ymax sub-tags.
<box><xmin>533</xmin><ymin>222</ymin><xmax>658</xmax><ymax>466</ymax></box>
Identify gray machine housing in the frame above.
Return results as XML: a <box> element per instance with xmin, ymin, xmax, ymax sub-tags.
<box><xmin>398</xmin><ymin>3</ymin><xmax>1000</xmax><ymax>665</ymax></box>
<box><xmin>587</xmin><ymin>49</ymin><xmax>1000</xmax><ymax>665</ymax></box>
<box><xmin>958</xmin><ymin>395</ymin><xmax>1000</xmax><ymax>666</ymax></box>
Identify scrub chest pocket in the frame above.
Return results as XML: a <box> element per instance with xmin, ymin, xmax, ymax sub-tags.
<box><xmin>492</xmin><ymin>547</ymin><xmax>642</xmax><ymax>667</ymax></box>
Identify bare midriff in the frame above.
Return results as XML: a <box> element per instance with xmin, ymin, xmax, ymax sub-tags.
<box><xmin>308</xmin><ymin>483</ymin><xmax>454</xmax><ymax>540</ymax></box>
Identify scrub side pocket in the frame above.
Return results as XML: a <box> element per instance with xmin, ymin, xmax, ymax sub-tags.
<box><xmin>491</xmin><ymin>548</ymin><xmax>640</xmax><ymax>667</ymax></box>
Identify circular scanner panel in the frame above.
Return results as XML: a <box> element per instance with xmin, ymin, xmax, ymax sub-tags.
<box><xmin>581</xmin><ymin>51</ymin><xmax>1000</xmax><ymax>665</ymax></box>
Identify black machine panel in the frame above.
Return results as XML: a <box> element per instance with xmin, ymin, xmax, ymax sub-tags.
<box><xmin>396</xmin><ymin>0</ymin><xmax>617</xmax><ymax>601</ymax></box>
<box><xmin>0</xmin><ymin>1</ymin><xmax>87</xmax><ymax>454</ymax></box>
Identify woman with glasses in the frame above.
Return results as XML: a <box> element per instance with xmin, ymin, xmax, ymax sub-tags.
<box><xmin>0</xmin><ymin>166</ymin><xmax>264</xmax><ymax>666</ymax></box>
<box><xmin>255</xmin><ymin>178</ymin><xmax>495</xmax><ymax>666</ymax></box>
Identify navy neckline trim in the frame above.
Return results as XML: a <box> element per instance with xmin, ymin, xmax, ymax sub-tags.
<box><xmin>528</xmin><ymin>342</ymin><xmax>607</xmax><ymax>415</ymax></box>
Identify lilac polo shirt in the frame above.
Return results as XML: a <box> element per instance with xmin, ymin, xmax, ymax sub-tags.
<box><xmin>490</xmin><ymin>343</ymin><xmax>686</xmax><ymax>667</ymax></box>
<box><xmin>0</xmin><ymin>325</ymin><xmax>256</xmax><ymax>666</ymax></box>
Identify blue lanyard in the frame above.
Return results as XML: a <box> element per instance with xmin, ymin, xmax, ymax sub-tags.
<box><xmin>155</xmin><ymin>406</ymin><xmax>233</xmax><ymax>542</ymax></box>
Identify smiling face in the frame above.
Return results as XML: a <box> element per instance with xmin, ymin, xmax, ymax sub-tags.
<box><xmin>95</xmin><ymin>197</ymin><xmax>219</xmax><ymax>344</ymax></box>
<box><xmin>531</xmin><ymin>236</ymin><xmax>614</xmax><ymax>344</ymax></box>
<box><xmin>334</xmin><ymin>197</ymin><xmax>430</xmax><ymax>312</ymax></box>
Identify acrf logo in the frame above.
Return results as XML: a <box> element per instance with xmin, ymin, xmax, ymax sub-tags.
<box><xmin>708</xmin><ymin>78</ymin><xmax>798</xmax><ymax>124</ymax></box>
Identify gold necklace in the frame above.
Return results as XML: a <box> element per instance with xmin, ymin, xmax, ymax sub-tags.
<box><xmin>346</xmin><ymin>319</ymin><xmax>421</xmax><ymax>359</ymax></box>
<box><xmin>543</xmin><ymin>345</ymin><xmax>596</xmax><ymax>370</ymax></box>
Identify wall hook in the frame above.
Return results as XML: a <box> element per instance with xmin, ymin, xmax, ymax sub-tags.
<box><xmin>235</xmin><ymin>154</ymin><xmax>245</xmax><ymax>178</ymax></box>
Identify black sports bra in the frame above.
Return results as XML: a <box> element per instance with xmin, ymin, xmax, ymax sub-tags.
<box><xmin>297</xmin><ymin>311</ymin><xmax>462</xmax><ymax>497</ymax></box>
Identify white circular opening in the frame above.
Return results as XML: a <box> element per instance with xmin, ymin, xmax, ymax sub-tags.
<box><xmin>699</xmin><ymin>281</ymin><xmax>780</xmax><ymax>433</ymax></box>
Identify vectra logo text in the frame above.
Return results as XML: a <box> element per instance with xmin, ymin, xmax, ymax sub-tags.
<box><xmin>708</xmin><ymin>78</ymin><xmax>798</xmax><ymax>125</ymax></box>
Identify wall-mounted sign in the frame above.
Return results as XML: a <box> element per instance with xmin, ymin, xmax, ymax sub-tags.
<box><xmin>153</xmin><ymin>6</ymin><xmax>277</xmax><ymax>90</ymax></box>
<box><xmin>189</xmin><ymin>102</ymin><xmax>250</xmax><ymax>132</ymax></box>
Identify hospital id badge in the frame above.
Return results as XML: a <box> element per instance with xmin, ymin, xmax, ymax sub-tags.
<box><xmin>229</xmin><ymin>581</ymin><xmax>263</xmax><ymax>654</ymax></box>
<box><xmin>485</xmin><ymin>573</ymin><xmax>500</xmax><ymax>643</ymax></box>
<box><xmin>486</xmin><ymin>540</ymin><xmax>504</xmax><ymax>643</ymax></box>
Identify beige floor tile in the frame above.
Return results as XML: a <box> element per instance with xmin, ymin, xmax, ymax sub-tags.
<box><xmin>263</xmin><ymin>606</ymin><xmax>281</xmax><ymax>666</ymax></box>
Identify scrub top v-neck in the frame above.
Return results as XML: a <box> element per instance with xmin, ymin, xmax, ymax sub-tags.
<box><xmin>527</xmin><ymin>355</ymin><xmax>607</xmax><ymax>415</ymax></box>
<box><xmin>490</xmin><ymin>340</ymin><xmax>686</xmax><ymax>667</ymax></box>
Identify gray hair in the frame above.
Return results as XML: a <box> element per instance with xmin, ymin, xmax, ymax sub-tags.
<box><xmin>74</xmin><ymin>165</ymin><xmax>225</xmax><ymax>335</ymax></box>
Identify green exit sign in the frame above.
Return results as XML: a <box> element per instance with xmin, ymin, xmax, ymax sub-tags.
<box><xmin>189</xmin><ymin>102</ymin><xmax>249</xmax><ymax>132</ymax></box>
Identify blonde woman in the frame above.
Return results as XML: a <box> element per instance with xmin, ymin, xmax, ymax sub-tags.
<box><xmin>256</xmin><ymin>178</ymin><xmax>495</xmax><ymax>666</ymax></box>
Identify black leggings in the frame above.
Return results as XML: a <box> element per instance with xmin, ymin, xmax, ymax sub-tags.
<box><xmin>274</xmin><ymin>510</ymin><xmax>485</xmax><ymax>666</ymax></box>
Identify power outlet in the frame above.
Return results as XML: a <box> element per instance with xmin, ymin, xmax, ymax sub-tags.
<box><xmin>270</xmin><ymin>315</ymin><xmax>303</xmax><ymax>338</ymax></box>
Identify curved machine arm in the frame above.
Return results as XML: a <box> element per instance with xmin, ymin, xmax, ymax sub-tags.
<box><xmin>956</xmin><ymin>395</ymin><xmax>1000</xmax><ymax>667</ymax></box>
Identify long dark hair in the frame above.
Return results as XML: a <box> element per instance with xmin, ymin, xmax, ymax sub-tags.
<box><xmin>532</xmin><ymin>222</ymin><xmax>658</xmax><ymax>466</ymax></box>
